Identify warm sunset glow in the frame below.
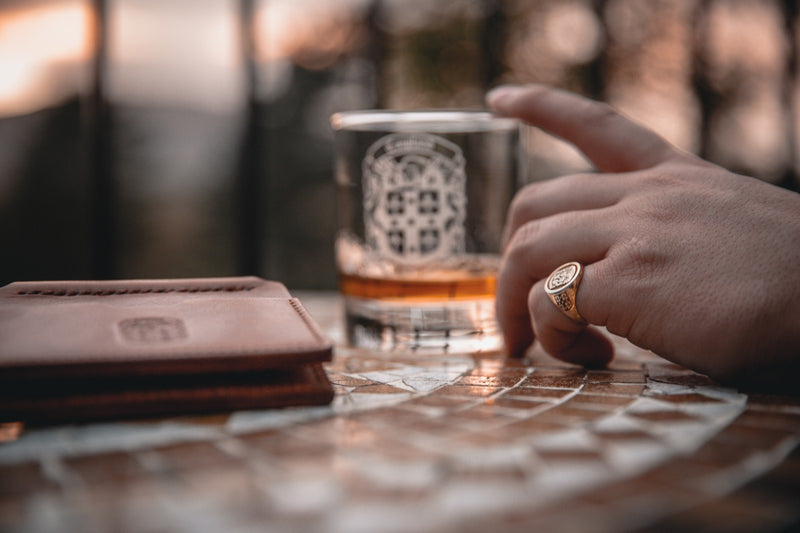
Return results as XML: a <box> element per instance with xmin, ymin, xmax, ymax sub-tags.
<box><xmin>706</xmin><ymin>1</ymin><xmax>786</xmax><ymax>77</ymax></box>
<box><xmin>108</xmin><ymin>0</ymin><xmax>243</xmax><ymax>112</ymax></box>
<box><xmin>254</xmin><ymin>0</ymin><xmax>367</xmax><ymax>70</ymax></box>
<box><xmin>0</xmin><ymin>2</ymin><xmax>92</xmax><ymax>117</ymax></box>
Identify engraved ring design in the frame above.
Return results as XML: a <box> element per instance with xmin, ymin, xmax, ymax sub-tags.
<box><xmin>544</xmin><ymin>261</ymin><xmax>586</xmax><ymax>323</ymax></box>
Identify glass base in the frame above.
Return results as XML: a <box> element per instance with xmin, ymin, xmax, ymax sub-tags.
<box><xmin>343</xmin><ymin>296</ymin><xmax>503</xmax><ymax>353</ymax></box>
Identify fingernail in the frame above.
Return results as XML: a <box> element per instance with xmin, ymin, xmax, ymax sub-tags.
<box><xmin>486</xmin><ymin>85</ymin><xmax>522</xmax><ymax>110</ymax></box>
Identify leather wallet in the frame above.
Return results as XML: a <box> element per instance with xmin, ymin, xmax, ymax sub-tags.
<box><xmin>0</xmin><ymin>277</ymin><xmax>334</xmax><ymax>424</ymax></box>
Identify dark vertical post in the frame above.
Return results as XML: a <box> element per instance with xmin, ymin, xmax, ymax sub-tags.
<box><xmin>480</xmin><ymin>0</ymin><xmax>506</xmax><ymax>92</ymax></box>
<box><xmin>367</xmin><ymin>0</ymin><xmax>386</xmax><ymax>108</ymax></box>
<box><xmin>237</xmin><ymin>0</ymin><xmax>264</xmax><ymax>275</ymax></box>
<box><xmin>584</xmin><ymin>0</ymin><xmax>607</xmax><ymax>100</ymax></box>
<box><xmin>88</xmin><ymin>0</ymin><xmax>114</xmax><ymax>279</ymax></box>
<box><xmin>691</xmin><ymin>0</ymin><xmax>714</xmax><ymax>161</ymax></box>
<box><xmin>781</xmin><ymin>0</ymin><xmax>798</xmax><ymax>191</ymax></box>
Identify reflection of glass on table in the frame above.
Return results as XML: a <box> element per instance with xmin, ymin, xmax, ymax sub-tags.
<box><xmin>331</xmin><ymin>110</ymin><xmax>519</xmax><ymax>352</ymax></box>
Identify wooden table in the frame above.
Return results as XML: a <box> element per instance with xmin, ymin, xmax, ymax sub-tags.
<box><xmin>1</xmin><ymin>293</ymin><xmax>799</xmax><ymax>533</ymax></box>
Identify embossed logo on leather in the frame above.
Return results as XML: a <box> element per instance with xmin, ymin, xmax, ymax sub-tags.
<box><xmin>362</xmin><ymin>133</ymin><xmax>466</xmax><ymax>265</ymax></box>
<box><xmin>118</xmin><ymin>317</ymin><xmax>187</xmax><ymax>343</ymax></box>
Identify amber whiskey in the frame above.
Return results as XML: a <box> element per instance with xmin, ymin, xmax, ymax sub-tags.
<box><xmin>338</xmin><ymin>270</ymin><xmax>496</xmax><ymax>301</ymax></box>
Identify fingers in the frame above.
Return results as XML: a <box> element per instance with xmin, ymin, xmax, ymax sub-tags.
<box><xmin>486</xmin><ymin>84</ymin><xmax>678</xmax><ymax>173</ymax></box>
<box><xmin>528</xmin><ymin>276</ymin><xmax>614</xmax><ymax>368</ymax></box>
<box><xmin>503</xmin><ymin>172</ymin><xmax>628</xmax><ymax>248</ymax></box>
<box><xmin>487</xmin><ymin>84</ymin><xmax>670</xmax><ymax>365</ymax></box>
<box><xmin>496</xmin><ymin>209</ymin><xmax>616</xmax><ymax>357</ymax></box>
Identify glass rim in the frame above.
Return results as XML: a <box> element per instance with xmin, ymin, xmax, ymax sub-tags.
<box><xmin>330</xmin><ymin>109</ymin><xmax>518</xmax><ymax>131</ymax></box>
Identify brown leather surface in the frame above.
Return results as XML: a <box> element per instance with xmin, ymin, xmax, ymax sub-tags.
<box><xmin>0</xmin><ymin>277</ymin><xmax>334</xmax><ymax>423</ymax></box>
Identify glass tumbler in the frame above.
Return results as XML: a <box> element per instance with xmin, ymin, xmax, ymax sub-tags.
<box><xmin>331</xmin><ymin>110</ymin><xmax>519</xmax><ymax>352</ymax></box>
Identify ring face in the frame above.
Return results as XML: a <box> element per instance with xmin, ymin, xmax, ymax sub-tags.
<box><xmin>545</xmin><ymin>262</ymin><xmax>585</xmax><ymax>323</ymax></box>
<box><xmin>546</xmin><ymin>263</ymin><xmax>578</xmax><ymax>292</ymax></box>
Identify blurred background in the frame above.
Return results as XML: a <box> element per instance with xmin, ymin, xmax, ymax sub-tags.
<box><xmin>1</xmin><ymin>0</ymin><xmax>798</xmax><ymax>289</ymax></box>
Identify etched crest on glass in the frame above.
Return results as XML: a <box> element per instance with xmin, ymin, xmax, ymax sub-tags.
<box><xmin>362</xmin><ymin>133</ymin><xmax>467</xmax><ymax>266</ymax></box>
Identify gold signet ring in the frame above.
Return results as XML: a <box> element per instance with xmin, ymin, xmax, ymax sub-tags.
<box><xmin>544</xmin><ymin>261</ymin><xmax>586</xmax><ymax>323</ymax></box>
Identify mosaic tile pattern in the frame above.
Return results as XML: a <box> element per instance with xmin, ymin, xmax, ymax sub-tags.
<box><xmin>1</xmin><ymin>294</ymin><xmax>799</xmax><ymax>533</ymax></box>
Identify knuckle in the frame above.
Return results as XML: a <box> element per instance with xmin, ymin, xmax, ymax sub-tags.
<box><xmin>585</xmin><ymin>101</ymin><xmax>620</xmax><ymax>129</ymax></box>
<box><xmin>625</xmin><ymin>198</ymin><xmax>671</xmax><ymax>226</ymax></box>
<box><xmin>613</xmin><ymin>235</ymin><xmax>665</xmax><ymax>282</ymax></box>
<box><xmin>636</xmin><ymin>164</ymin><xmax>681</xmax><ymax>189</ymax></box>
<box><xmin>556</xmin><ymin>172</ymin><xmax>599</xmax><ymax>192</ymax></box>
<box><xmin>505</xmin><ymin>219</ymin><xmax>541</xmax><ymax>260</ymax></box>
<box><xmin>619</xmin><ymin>183</ymin><xmax>684</xmax><ymax>226</ymax></box>
<box><xmin>507</xmin><ymin>183</ymin><xmax>542</xmax><ymax>225</ymax></box>
<box><xmin>506</xmin><ymin>173</ymin><xmax>597</xmax><ymax>237</ymax></box>
<box><xmin>597</xmin><ymin>236</ymin><xmax>667</xmax><ymax>337</ymax></box>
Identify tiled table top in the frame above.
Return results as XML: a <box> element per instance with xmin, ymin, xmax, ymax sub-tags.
<box><xmin>1</xmin><ymin>293</ymin><xmax>799</xmax><ymax>533</ymax></box>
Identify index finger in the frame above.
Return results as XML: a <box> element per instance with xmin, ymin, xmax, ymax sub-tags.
<box><xmin>486</xmin><ymin>84</ymin><xmax>678</xmax><ymax>173</ymax></box>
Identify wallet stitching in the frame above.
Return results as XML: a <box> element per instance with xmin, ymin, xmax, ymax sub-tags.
<box><xmin>289</xmin><ymin>298</ymin><xmax>327</xmax><ymax>343</ymax></box>
<box><xmin>16</xmin><ymin>286</ymin><xmax>256</xmax><ymax>296</ymax></box>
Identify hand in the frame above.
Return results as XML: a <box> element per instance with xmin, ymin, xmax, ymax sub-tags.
<box><xmin>487</xmin><ymin>84</ymin><xmax>800</xmax><ymax>386</ymax></box>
